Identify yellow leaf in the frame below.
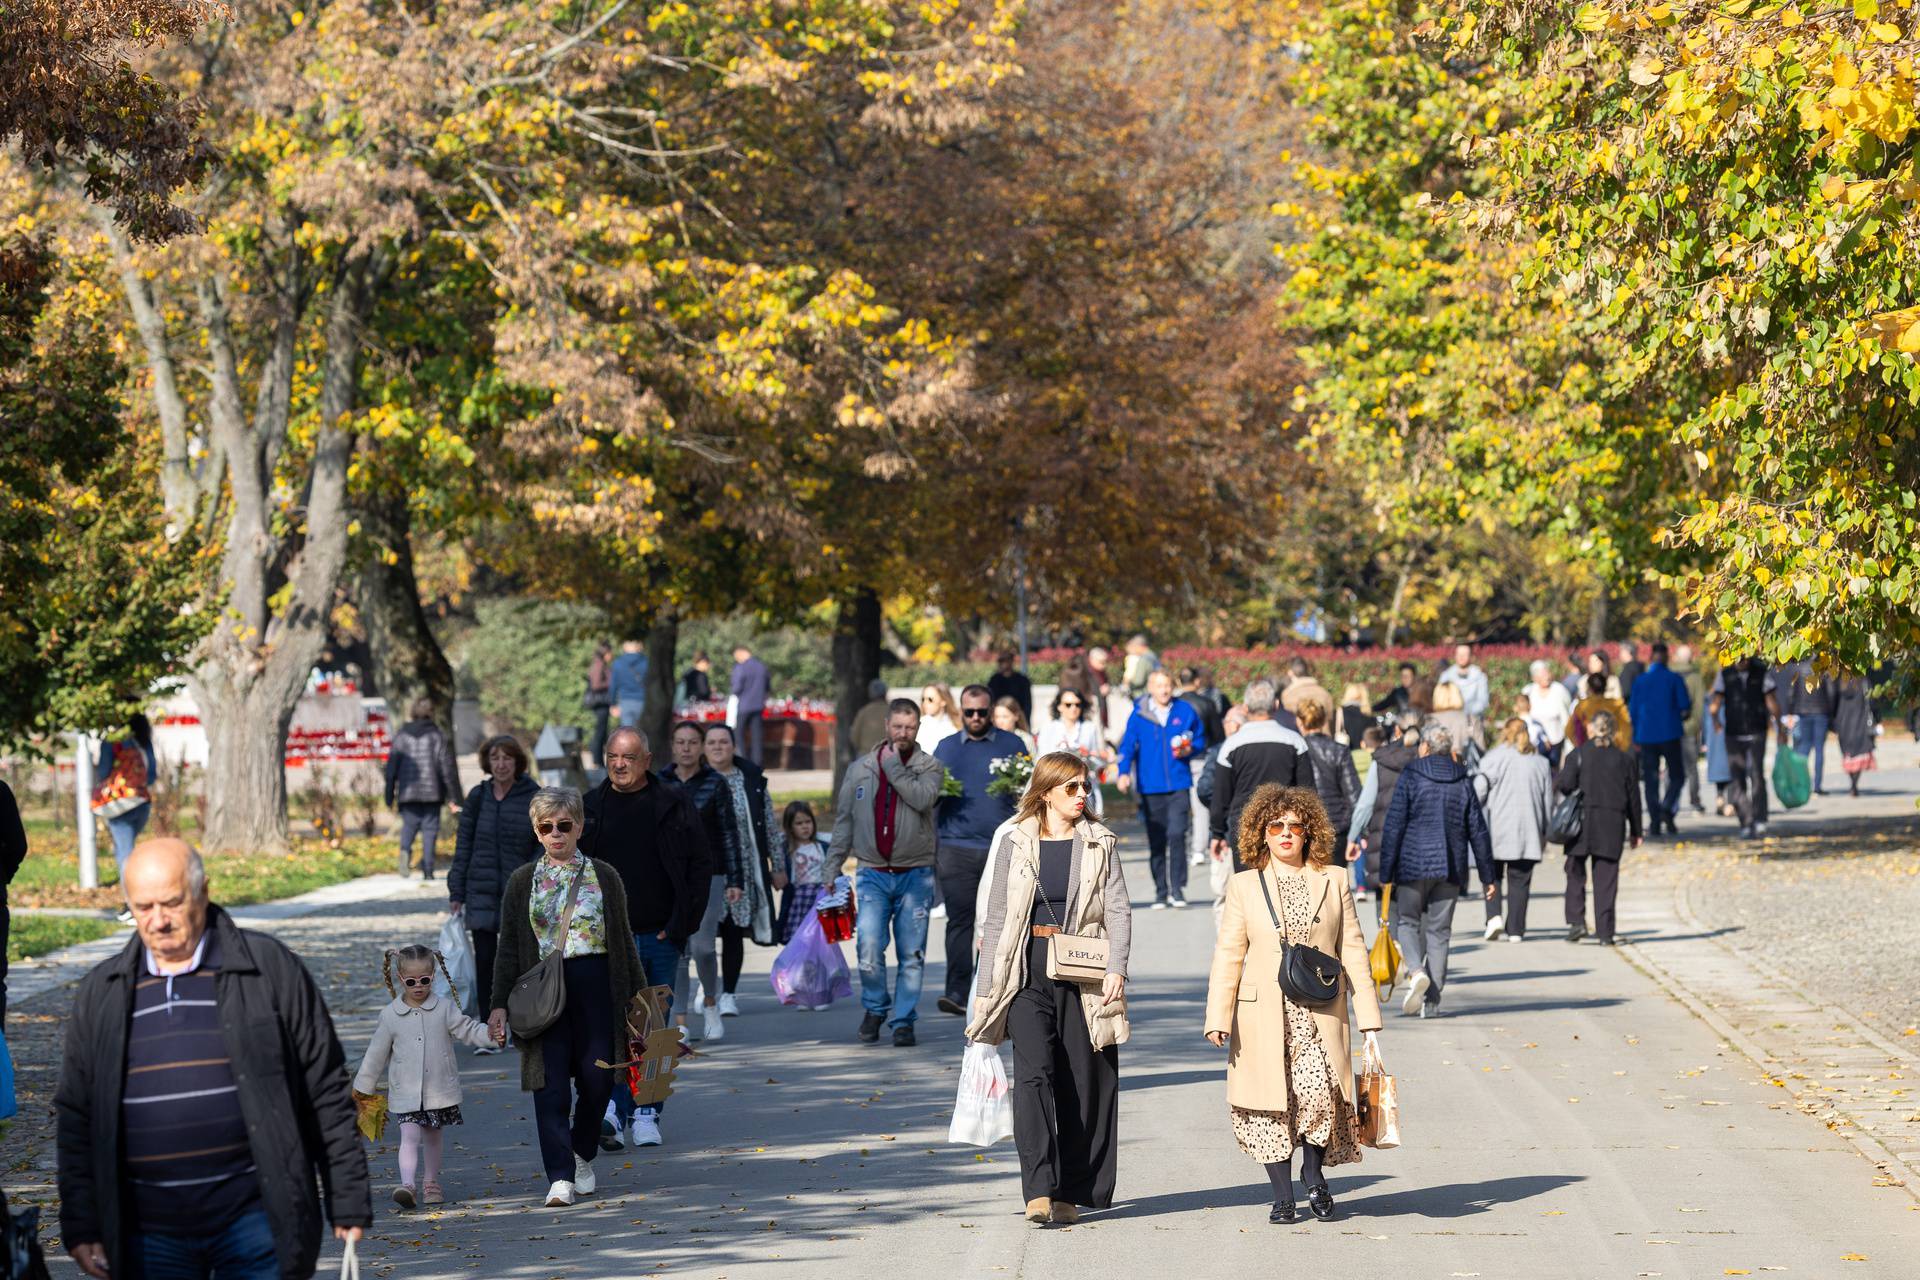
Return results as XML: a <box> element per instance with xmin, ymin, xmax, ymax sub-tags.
<box><xmin>1755</xmin><ymin>566</ymin><xmax>1773</xmax><ymax>585</ymax></box>
<box><xmin>1822</xmin><ymin>174</ymin><xmax>1850</xmax><ymax>201</ymax></box>
<box><xmin>1835</xmin><ymin>53</ymin><xmax>1861</xmax><ymax>89</ymax></box>
<box><xmin>1783</xmin><ymin>4</ymin><xmax>1804</xmax><ymax>24</ymax></box>
<box><xmin>1841</xmin><ymin>1255</ymin><xmax>1869</xmax><ymax>1263</ymax></box>
<box><xmin>1873</xmin><ymin>20</ymin><xmax>1904</xmax><ymax>40</ymax></box>
<box><xmin>1751</xmin><ymin>45</ymin><xmax>1776</xmax><ymax>69</ymax></box>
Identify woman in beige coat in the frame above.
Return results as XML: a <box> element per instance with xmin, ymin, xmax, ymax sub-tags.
<box><xmin>967</xmin><ymin>752</ymin><xmax>1131</xmax><ymax>1226</ymax></box>
<box><xmin>1205</xmin><ymin>783</ymin><xmax>1383</xmax><ymax>1224</ymax></box>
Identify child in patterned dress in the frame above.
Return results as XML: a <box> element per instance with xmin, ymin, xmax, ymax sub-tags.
<box><xmin>777</xmin><ymin>801</ymin><xmax>833</xmax><ymax>943</ymax></box>
<box><xmin>354</xmin><ymin>943</ymin><xmax>500</xmax><ymax>1209</ymax></box>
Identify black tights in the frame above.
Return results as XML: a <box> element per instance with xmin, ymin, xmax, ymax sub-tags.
<box><xmin>1264</xmin><ymin>1143</ymin><xmax>1327</xmax><ymax>1202</ymax></box>
<box><xmin>720</xmin><ymin>922</ymin><xmax>745</xmax><ymax>994</ymax></box>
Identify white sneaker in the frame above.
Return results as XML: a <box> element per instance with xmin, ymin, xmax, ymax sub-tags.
<box><xmin>1169</xmin><ymin>896</ymin><xmax>1189</xmax><ymax>909</ymax></box>
<box><xmin>544</xmin><ymin>1180</ymin><xmax>576</xmax><ymax>1207</ymax></box>
<box><xmin>1402</xmin><ymin>970</ymin><xmax>1431</xmax><ymax>1015</ymax></box>
<box><xmin>1484</xmin><ymin>915</ymin><xmax>1505</xmax><ymax>942</ymax></box>
<box><xmin>680</xmin><ymin>1016</ymin><xmax>700</xmax><ymax>1042</ymax></box>
<box><xmin>1151</xmin><ymin>900</ymin><xmax>1168</xmax><ymax>911</ymax></box>
<box><xmin>629</xmin><ymin>1113</ymin><xmax>663</xmax><ymax>1147</ymax></box>
<box><xmin>1188</xmin><ymin>852</ymin><xmax>1207</xmax><ymax>867</ymax></box>
<box><xmin>703</xmin><ymin>1005</ymin><xmax>725</xmax><ymax>1041</ymax></box>
<box><xmin>718</xmin><ymin>992</ymin><xmax>741</xmax><ymax>1017</ymax></box>
<box><xmin>1506</xmin><ymin>934</ymin><xmax>1524</xmax><ymax>943</ymax></box>
<box><xmin>573</xmin><ymin>1154</ymin><xmax>596</xmax><ymax>1195</ymax></box>
<box><xmin>930</xmin><ymin>903</ymin><xmax>948</xmax><ymax>919</ymax></box>
<box><xmin>474</xmin><ymin>1043</ymin><xmax>502</xmax><ymax>1055</ymax></box>
<box><xmin>692</xmin><ymin>982</ymin><xmax>705</xmax><ymax>1007</ymax></box>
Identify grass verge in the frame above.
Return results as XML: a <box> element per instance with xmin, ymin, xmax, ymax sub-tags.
<box><xmin>8</xmin><ymin>915</ymin><xmax>121</xmax><ymax>964</ymax></box>
<box><xmin>11</xmin><ymin>836</ymin><xmax>398</xmax><ymax>911</ymax></box>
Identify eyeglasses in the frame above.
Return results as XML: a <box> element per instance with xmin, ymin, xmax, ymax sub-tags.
<box><xmin>1058</xmin><ymin>699</ymin><xmax>1082</xmax><ymax>709</ymax></box>
<box><xmin>535</xmin><ymin>820</ymin><xmax>576</xmax><ymax>836</ymax></box>
<box><xmin>1265</xmin><ymin>819</ymin><xmax>1307</xmax><ymax>835</ymax></box>
<box><xmin>400</xmin><ymin>975</ymin><xmax>433</xmax><ymax>989</ymax></box>
<box><xmin>1058</xmin><ymin>781</ymin><xmax>1089</xmax><ymax>796</ymax></box>
<box><xmin>960</xmin><ymin>708</ymin><xmax>991</xmax><ymax>718</ymax></box>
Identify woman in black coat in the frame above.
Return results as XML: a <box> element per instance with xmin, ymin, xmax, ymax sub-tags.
<box><xmin>1554</xmin><ymin>711</ymin><xmax>1642</xmax><ymax>946</ymax></box>
<box><xmin>449</xmin><ymin>734</ymin><xmax>540</xmax><ymax>1027</ymax></box>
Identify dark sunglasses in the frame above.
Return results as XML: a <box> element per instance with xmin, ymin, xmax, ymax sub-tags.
<box><xmin>536</xmin><ymin>820</ymin><xmax>576</xmax><ymax>836</ymax></box>
<box><xmin>400</xmin><ymin>975</ymin><xmax>433</xmax><ymax>989</ymax></box>
<box><xmin>1058</xmin><ymin>780</ymin><xmax>1089</xmax><ymax>795</ymax></box>
<box><xmin>960</xmin><ymin>708</ymin><xmax>991</xmax><ymax>718</ymax></box>
<box><xmin>1058</xmin><ymin>699</ymin><xmax>1083</xmax><ymax>709</ymax></box>
<box><xmin>1266</xmin><ymin>819</ymin><xmax>1307</xmax><ymax>835</ymax></box>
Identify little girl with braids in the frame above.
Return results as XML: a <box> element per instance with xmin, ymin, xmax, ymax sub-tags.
<box><xmin>354</xmin><ymin>943</ymin><xmax>502</xmax><ymax>1208</ymax></box>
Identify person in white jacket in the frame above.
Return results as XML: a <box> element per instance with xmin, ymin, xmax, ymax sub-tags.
<box><xmin>354</xmin><ymin>944</ymin><xmax>500</xmax><ymax>1210</ymax></box>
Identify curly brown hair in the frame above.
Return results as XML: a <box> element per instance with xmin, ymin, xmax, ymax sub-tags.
<box><xmin>1236</xmin><ymin>784</ymin><xmax>1337</xmax><ymax>871</ymax></box>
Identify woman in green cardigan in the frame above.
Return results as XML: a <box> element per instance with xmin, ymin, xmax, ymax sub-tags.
<box><xmin>487</xmin><ymin>787</ymin><xmax>643</xmax><ymax>1208</ymax></box>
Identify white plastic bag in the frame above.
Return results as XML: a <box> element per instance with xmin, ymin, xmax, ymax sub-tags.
<box><xmin>948</xmin><ymin>1041</ymin><xmax>1014</xmax><ymax>1147</ymax></box>
<box><xmin>338</xmin><ymin>1237</ymin><xmax>361</xmax><ymax>1280</ymax></box>
<box><xmin>436</xmin><ymin>914</ymin><xmax>477</xmax><ymax>1013</ymax></box>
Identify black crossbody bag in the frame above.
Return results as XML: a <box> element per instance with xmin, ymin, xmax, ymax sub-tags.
<box><xmin>1256</xmin><ymin>870</ymin><xmax>1342</xmax><ymax>1010</ymax></box>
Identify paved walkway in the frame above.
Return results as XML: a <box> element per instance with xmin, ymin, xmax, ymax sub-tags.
<box><xmin>11</xmin><ymin>751</ymin><xmax>1920</xmax><ymax>1278</ymax></box>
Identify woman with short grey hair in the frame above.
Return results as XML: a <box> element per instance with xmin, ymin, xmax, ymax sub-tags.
<box><xmin>1554</xmin><ymin>711</ymin><xmax>1642</xmax><ymax>945</ymax></box>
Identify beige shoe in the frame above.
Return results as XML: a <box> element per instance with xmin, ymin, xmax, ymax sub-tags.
<box><xmin>1050</xmin><ymin>1200</ymin><xmax>1079</xmax><ymax>1225</ymax></box>
<box><xmin>392</xmin><ymin>1184</ymin><xmax>416</xmax><ymax>1210</ymax></box>
<box><xmin>422</xmin><ymin>1182</ymin><xmax>444</xmax><ymax>1206</ymax></box>
<box><xmin>1025</xmin><ymin>1197</ymin><xmax>1052</xmax><ymax>1224</ymax></box>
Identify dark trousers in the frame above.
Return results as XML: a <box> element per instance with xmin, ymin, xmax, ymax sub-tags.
<box><xmin>739</xmin><ymin>709</ymin><xmax>765</xmax><ymax>766</ymax></box>
<box><xmin>1489</xmin><ymin>862</ymin><xmax>1535</xmax><ymax>938</ymax></box>
<box><xmin>1639</xmin><ymin>739</ymin><xmax>1686</xmax><ymax>826</ymax></box>
<box><xmin>1006</xmin><ymin>937</ymin><xmax>1119</xmax><ymax>1208</ymax></box>
<box><xmin>397</xmin><ymin>802</ymin><xmax>442</xmax><ymax>875</ymax></box>
<box><xmin>718</xmin><ymin>920</ymin><xmax>746</xmax><ymax>994</ymax></box>
<box><xmin>533</xmin><ymin>955</ymin><xmax>617</xmax><ymax>1182</ymax></box>
<box><xmin>1139</xmin><ymin>790</ymin><xmax>1190</xmax><ymax>901</ymax></box>
<box><xmin>1564</xmin><ymin>855</ymin><xmax>1620</xmax><ymax>940</ymax></box>
<box><xmin>126</xmin><ymin>1207</ymin><xmax>278</xmax><ymax>1280</ymax></box>
<box><xmin>1726</xmin><ymin>732</ymin><xmax>1769</xmax><ymax>828</ymax></box>
<box><xmin>470</xmin><ymin>928</ymin><xmax>498</xmax><ymax>1019</ymax></box>
<box><xmin>590</xmin><ymin>704</ymin><xmax>611</xmax><ymax>766</ymax></box>
<box><xmin>0</xmin><ymin>899</ymin><xmax>9</xmax><ymax>1028</ymax></box>
<box><xmin>936</xmin><ymin>843</ymin><xmax>991</xmax><ymax>1002</ymax></box>
<box><xmin>613</xmin><ymin>932</ymin><xmax>682</xmax><ymax>1122</ymax></box>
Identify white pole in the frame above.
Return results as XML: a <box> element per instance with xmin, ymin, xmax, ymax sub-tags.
<box><xmin>74</xmin><ymin>732</ymin><xmax>99</xmax><ymax>889</ymax></box>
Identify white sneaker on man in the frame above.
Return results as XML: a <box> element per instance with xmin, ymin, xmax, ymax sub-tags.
<box><xmin>1402</xmin><ymin>970</ymin><xmax>1431</xmax><ymax>1015</ymax></box>
<box><xmin>629</xmin><ymin>1113</ymin><xmax>663</xmax><ymax>1147</ymax></box>
<box><xmin>703</xmin><ymin>1005</ymin><xmax>725</xmax><ymax>1041</ymax></box>
<box><xmin>718</xmin><ymin>992</ymin><xmax>741</xmax><ymax>1017</ymax></box>
<box><xmin>1169</xmin><ymin>896</ymin><xmax>1189</xmax><ymax>909</ymax></box>
<box><xmin>1484</xmin><ymin>915</ymin><xmax>1505</xmax><ymax>942</ymax></box>
<box><xmin>573</xmin><ymin>1154</ymin><xmax>596</xmax><ymax>1195</ymax></box>
<box><xmin>545</xmin><ymin>1181</ymin><xmax>576</xmax><ymax>1207</ymax></box>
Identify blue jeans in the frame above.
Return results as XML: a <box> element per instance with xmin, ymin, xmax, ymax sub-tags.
<box><xmin>125</xmin><ymin>1207</ymin><xmax>278</xmax><ymax>1280</ymax></box>
<box><xmin>107</xmin><ymin>802</ymin><xmax>152</xmax><ymax>874</ymax></box>
<box><xmin>1639</xmin><ymin>738</ymin><xmax>1686</xmax><ymax>824</ymax></box>
<box><xmin>1793</xmin><ymin>713</ymin><xmax>1831</xmax><ymax>793</ymax></box>
<box><xmin>613</xmin><ymin>932</ymin><xmax>682</xmax><ymax>1122</ymax></box>
<box><xmin>855</xmin><ymin>866</ymin><xmax>935</xmax><ymax>1030</ymax></box>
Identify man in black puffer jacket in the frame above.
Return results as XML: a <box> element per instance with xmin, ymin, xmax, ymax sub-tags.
<box><xmin>383</xmin><ymin>699</ymin><xmax>461</xmax><ymax>880</ymax></box>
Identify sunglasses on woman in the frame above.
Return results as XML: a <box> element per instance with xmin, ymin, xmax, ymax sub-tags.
<box><xmin>1057</xmin><ymin>780</ymin><xmax>1089</xmax><ymax>795</ymax></box>
<box><xmin>536</xmin><ymin>820</ymin><xmax>576</xmax><ymax>836</ymax></box>
<box><xmin>1265</xmin><ymin>819</ymin><xmax>1307</xmax><ymax>835</ymax></box>
<box><xmin>1059</xmin><ymin>699</ymin><xmax>1082</xmax><ymax>709</ymax></box>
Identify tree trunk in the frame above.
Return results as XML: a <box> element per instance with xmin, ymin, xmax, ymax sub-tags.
<box><xmin>1586</xmin><ymin>590</ymin><xmax>1610</xmax><ymax>648</ymax></box>
<box><xmin>195</xmin><ymin>673</ymin><xmax>301</xmax><ymax>854</ymax></box>
<box><xmin>831</xmin><ymin>586</ymin><xmax>883</xmax><ymax>793</ymax></box>
<box><xmin>1383</xmin><ymin>559</ymin><xmax>1414</xmax><ymax>648</ymax></box>
<box><xmin>643</xmin><ymin>612</ymin><xmax>679</xmax><ymax>758</ymax></box>
<box><xmin>355</xmin><ymin>487</ymin><xmax>453</xmax><ymax>730</ymax></box>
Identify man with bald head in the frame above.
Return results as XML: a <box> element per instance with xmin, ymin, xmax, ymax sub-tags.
<box><xmin>55</xmin><ymin>838</ymin><xmax>370</xmax><ymax>1279</ymax></box>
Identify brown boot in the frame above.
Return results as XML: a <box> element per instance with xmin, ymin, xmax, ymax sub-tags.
<box><xmin>1050</xmin><ymin>1201</ymin><xmax>1079</xmax><ymax>1225</ymax></box>
<box><xmin>1025</xmin><ymin>1197</ymin><xmax>1052</xmax><ymax>1224</ymax></box>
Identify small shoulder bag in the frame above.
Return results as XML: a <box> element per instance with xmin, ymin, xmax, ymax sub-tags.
<box><xmin>1025</xmin><ymin>846</ymin><xmax>1108</xmax><ymax>986</ymax></box>
<box><xmin>507</xmin><ymin>861</ymin><xmax>586</xmax><ymax>1039</ymax></box>
<box><xmin>1256</xmin><ymin>869</ymin><xmax>1341</xmax><ymax>1009</ymax></box>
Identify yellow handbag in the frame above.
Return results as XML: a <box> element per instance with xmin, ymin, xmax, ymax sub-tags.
<box><xmin>1369</xmin><ymin>884</ymin><xmax>1401</xmax><ymax>995</ymax></box>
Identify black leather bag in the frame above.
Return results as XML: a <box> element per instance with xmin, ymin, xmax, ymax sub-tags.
<box><xmin>1256</xmin><ymin>871</ymin><xmax>1341</xmax><ymax>1010</ymax></box>
<box><xmin>1</xmin><ymin>1183</ymin><xmax>51</xmax><ymax>1280</ymax></box>
<box><xmin>507</xmin><ymin>862</ymin><xmax>585</xmax><ymax>1039</ymax></box>
<box><xmin>1548</xmin><ymin>789</ymin><xmax>1585</xmax><ymax>846</ymax></box>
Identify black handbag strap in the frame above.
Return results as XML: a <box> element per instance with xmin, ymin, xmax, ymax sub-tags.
<box><xmin>1254</xmin><ymin>867</ymin><xmax>1329</xmax><ymax>947</ymax></box>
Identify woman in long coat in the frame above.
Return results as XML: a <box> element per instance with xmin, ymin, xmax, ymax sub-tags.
<box><xmin>1832</xmin><ymin>675</ymin><xmax>1878</xmax><ymax>795</ymax></box>
<box><xmin>1555</xmin><ymin>711</ymin><xmax>1642</xmax><ymax>946</ymax></box>
<box><xmin>1473</xmin><ymin>718</ymin><xmax>1554</xmax><ymax>942</ymax></box>
<box><xmin>1205</xmin><ymin>784</ymin><xmax>1383</xmax><ymax>1225</ymax></box>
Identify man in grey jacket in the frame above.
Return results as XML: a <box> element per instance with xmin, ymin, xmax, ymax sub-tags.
<box><xmin>832</xmin><ymin>699</ymin><xmax>944</xmax><ymax>1046</ymax></box>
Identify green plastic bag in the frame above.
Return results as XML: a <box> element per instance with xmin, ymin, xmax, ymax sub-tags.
<box><xmin>1772</xmin><ymin>745</ymin><xmax>1811</xmax><ymax>809</ymax></box>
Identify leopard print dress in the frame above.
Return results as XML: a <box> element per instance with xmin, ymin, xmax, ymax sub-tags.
<box><xmin>1229</xmin><ymin>871</ymin><xmax>1361</xmax><ymax>1166</ymax></box>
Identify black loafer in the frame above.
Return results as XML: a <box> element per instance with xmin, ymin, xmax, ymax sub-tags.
<box><xmin>1306</xmin><ymin>1184</ymin><xmax>1337</xmax><ymax>1222</ymax></box>
<box><xmin>892</xmin><ymin>1024</ymin><xmax>917</xmax><ymax>1047</ymax></box>
<box><xmin>857</xmin><ymin>1012</ymin><xmax>883</xmax><ymax>1043</ymax></box>
<box><xmin>1566</xmin><ymin>922</ymin><xmax>1588</xmax><ymax>943</ymax></box>
<box><xmin>936</xmin><ymin>996</ymin><xmax>966</xmax><ymax>1016</ymax></box>
<box><xmin>1268</xmin><ymin>1199</ymin><xmax>1298</xmax><ymax>1225</ymax></box>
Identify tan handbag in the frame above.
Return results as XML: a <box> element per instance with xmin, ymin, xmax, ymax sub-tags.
<box><xmin>1027</xmin><ymin>848</ymin><xmax>1108</xmax><ymax>986</ymax></box>
<box><xmin>1356</xmin><ymin>1039</ymin><xmax>1400</xmax><ymax>1149</ymax></box>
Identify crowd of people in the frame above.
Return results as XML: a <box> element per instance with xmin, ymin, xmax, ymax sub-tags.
<box><xmin>35</xmin><ymin>638</ymin><xmax>1904</xmax><ymax>1275</ymax></box>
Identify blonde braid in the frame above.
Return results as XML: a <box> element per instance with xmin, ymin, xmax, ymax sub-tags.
<box><xmin>382</xmin><ymin>948</ymin><xmax>398</xmax><ymax>997</ymax></box>
<box><xmin>432</xmin><ymin>950</ymin><xmax>459</xmax><ymax>1005</ymax></box>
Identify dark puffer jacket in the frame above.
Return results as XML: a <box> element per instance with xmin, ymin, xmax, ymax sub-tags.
<box><xmin>384</xmin><ymin>719</ymin><xmax>459</xmax><ymax>806</ymax></box>
<box><xmin>656</xmin><ymin>762</ymin><xmax>741</xmax><ymax>889</ymax></box>
<box><xmin>1378</xmin><ymin>753</ymin><xmax>1496</xmax><ymax>890</ymax></box>
<box><xmin>55</xmin><ymin>907</ymin><xmax>371</xmax><ymax>1279</ymax></box>
<box><xmin>1303</xmin><ymin>733</ymin><xmax>1362</xmax><ymax>844</ymax></box>
<box><xmin>448</xmin><ymin>775</ymin><xmax>539</xmax><ymax>931</ymax></box>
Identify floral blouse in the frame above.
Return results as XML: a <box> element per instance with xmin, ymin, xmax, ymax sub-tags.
<box><xmin>529</xmin><ymin>853</ymin><xmax>607</xmax><ymax>960</ymax></box>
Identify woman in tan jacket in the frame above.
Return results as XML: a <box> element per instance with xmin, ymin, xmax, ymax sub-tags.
<box><xmin>967</xmin><ymin>751</ymin><xmax>1131</xmax><ymax>1226</ymax></box>
<box><xmin>1205</xmin><ymin>784</ymin><xmax>1383</xmax><ymax>1224</ymax></box>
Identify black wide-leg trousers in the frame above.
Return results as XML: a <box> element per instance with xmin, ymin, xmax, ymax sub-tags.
<box><xmin>1006</xmin><ymin>936</ymin><xmax>1119</xmax><ymax>1208</ymax></box>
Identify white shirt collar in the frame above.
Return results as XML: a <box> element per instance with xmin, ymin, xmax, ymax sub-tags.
<box><xmin>144</xmin><ymin>929</ymin><xmax>210</xmax><ymax>977</ymax></box>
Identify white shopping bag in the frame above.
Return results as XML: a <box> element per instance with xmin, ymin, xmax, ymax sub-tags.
<box><xmin>948</xmin><ymin>1040</ymin><xmax>1014</xmax><ymax>1147</ymax></box>
<box><xmin>436</xmin><ymin>914</ymin><xmax>477</xmax><ymax>1013</ymax></box>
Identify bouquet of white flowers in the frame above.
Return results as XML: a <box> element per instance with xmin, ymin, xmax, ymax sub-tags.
<box><xmin>985</xmin><ymin>751</ymin><xmax>1035</xmax><ymax>799</ymax></box>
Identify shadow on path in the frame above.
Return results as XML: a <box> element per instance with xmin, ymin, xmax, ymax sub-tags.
<box><xmin>1337</xmin><ymin>1173</ymin><xmax>1585</xmax><ymax>1219</ymax></box>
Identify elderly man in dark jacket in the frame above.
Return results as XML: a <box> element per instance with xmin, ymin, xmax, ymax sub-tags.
<box><xmin>57</xmin><ymin>838</ymin><xmax>369</xmax><ymax>1280</ymax></box>
<box><xmin>1379</xmin><ymin>722</ymin><xmax>1497</xmax><ymax>1018</ymax></box>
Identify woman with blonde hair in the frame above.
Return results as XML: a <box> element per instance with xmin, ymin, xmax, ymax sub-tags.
<box><xmin>917</xmin><ymin>683</ymin><xmax>961</xmax><ymax>754</ymax></box>
<box><xmin>1473</xmin><ymin>717</ymin><xmax>1554</xmax><ymax>942</ymax></box>
<box><xmin>967</xmin><ymin>751</ymin><xmax>1132</xmax><ymax>1226</ymax></box>
<box><xmin>993</xmin><ymin>695</ymin><xmax>1036</xmax><ymax>754</ymax></box>
<box><xmin>1205</xmin><ymin>784</ymin><xmax>1382</xmax><ymax>1225</ymax></box>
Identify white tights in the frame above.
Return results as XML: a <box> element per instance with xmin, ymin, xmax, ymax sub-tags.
<box><xmin>398</xmin><ymin>1122</ymin><xmax>444</xmax><ymax>1188</ymax></box>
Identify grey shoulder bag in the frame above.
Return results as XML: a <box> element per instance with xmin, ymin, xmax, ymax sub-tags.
<box><xmin>507</xmin><ymin>861</ymin><xmax>586</xmax><ymax>1039</ymax></box>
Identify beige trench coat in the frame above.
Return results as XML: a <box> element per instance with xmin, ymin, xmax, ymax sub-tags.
<box><xmin>1203</xmin><ymin>862</ymin><xmax>1382</xmax><ymax>1112</ymax></box>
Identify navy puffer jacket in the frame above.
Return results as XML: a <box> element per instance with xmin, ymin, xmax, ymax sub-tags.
<box><xmin>1378</xmin><ymin>753</ymin><xmax>1496</xmax><ymax>890</ymax></box>
<box><xmin>448</xmin><ymin>775</ymin><xmax>540</xmax><ymax>931</ymax></box>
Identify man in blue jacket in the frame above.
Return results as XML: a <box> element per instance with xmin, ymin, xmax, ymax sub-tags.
<box><xmin>932</xmin><ymin>685</ymin><xmax>1024</xmax><ymax>1015</ymax></box>
<box><xmin>1117</xmin><ymin>670</ymin><xmax>1207</xmax><ymax>909</ymax></box>
<box><xmin>1626</xmin><ymin>642</ymin><xmax>1693</xmax><ymax>837</ymax></box>
<box><xmin>1379</xmin><ymin>722</ymin><xmax>1496</xmax><ymax>1018</ymax></box>
<box><xmin>610</xmin><ymin>639</ymin><xmax>649</xmax><ymax>731</ymax></box>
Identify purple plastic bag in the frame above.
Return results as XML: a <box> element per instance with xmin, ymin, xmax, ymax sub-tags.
<box><xmin>768</xmin><ymin>909</ymin><xmax>853</xmax><ymax>1008</ymax></box>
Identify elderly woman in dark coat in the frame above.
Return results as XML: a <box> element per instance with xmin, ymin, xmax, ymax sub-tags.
<box><xmin>1555</xmin><ymin>710</ymin><xmax>1642</xmax><ymax>946</ymax></box>
<box><xmin>449</xmin><ymin>735</ymin><xmax>540</xmax><ymax>1030</ymax></box>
